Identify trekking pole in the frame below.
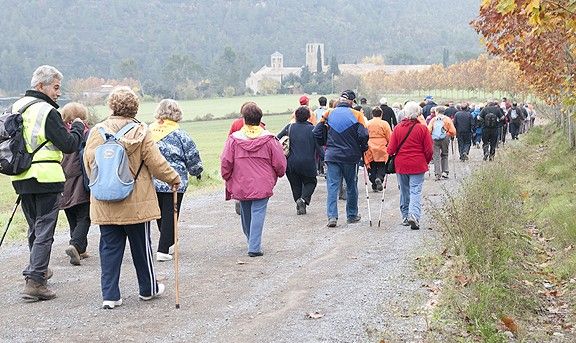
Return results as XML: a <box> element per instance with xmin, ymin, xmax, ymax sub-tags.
<box><xmin>362</xmin><ymin>165</ymin><xmax>372</xmax><ymax>226</ymax></box>
<box><xmin>451</xmin><ymin>138</ymin><xmax>457</xmax><ymax>179</ymax></box>
<box><xmin>0</xmin><ymin>195</ymin><xmax>21</xmax><ymax>249</ymax></box>
<box><xmin>172</xmin><ymin>189</ymin><xmax>181</xmax><ymax>309</ymax></box>
<box><xmin>377</xmin><ymin>174</ymin><xmax>388</xmax><ymax>227</ymax></box>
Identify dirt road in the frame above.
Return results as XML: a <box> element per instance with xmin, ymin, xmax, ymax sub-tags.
<box><xmin>0</xmin><ymin>146</ymin><xmax>482</xmax><ymax>343</ymax></box>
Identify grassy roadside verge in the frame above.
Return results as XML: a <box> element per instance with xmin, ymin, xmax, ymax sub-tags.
<box><xmin>425</xmin><ymin>124</ymin><xmax>576</xmax><ymax>341</ymax></box>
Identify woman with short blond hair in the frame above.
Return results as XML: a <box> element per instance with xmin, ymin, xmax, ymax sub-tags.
<box><xmin>149</xmin><ymin>99</ymin><xmax>203</xmax><ymax>262</ymax></box>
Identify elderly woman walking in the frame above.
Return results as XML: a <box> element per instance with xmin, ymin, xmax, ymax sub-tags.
<box><xmin>149</xmin><ymin>99</ymin><xmax>203</xmax><ymax>262</ymax></box>
<box><xmin>387</xmin><ymin>101</ymin><xmax>433</xmax><ymax>230</ymax></box>
<box><xmin>84</xmin><ymin>87</ymin><xmax>180</xmax><ymax>309</ymax></box>
<box><xmin>221</xmin><ymin>102</ymin><xmax>286</xmax><ymax>257</ymax></box>
<box><xmin>277</xmin><ymin>106</ymin><xmax>318</xmax><ymax>215</ymax></box>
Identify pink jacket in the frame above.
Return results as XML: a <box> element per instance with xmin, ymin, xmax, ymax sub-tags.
<box><xmin>221</xmin><ymin>130</ymin><xmax>286</xmax><ymax>201</ymax></box>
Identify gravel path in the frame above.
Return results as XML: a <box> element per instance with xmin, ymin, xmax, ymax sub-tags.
<box><xmin>0</xmin><ymin>145</ymin><xmax>483</xmax><ymax>343</ymax></box>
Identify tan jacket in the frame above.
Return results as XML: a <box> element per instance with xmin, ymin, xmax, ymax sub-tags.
<box><xmin>83</xmin><ymin>116</ymin><xmax>180</xmax><ymax>225</ymax></box>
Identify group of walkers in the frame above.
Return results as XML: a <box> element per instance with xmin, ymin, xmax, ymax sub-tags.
<box><xmin>7</xmin><ymin>65</ymin><xmax>202</xmax><ymax>309</ymax></box>
<box><xmin>5</xmin><ymin>64</ymin><xmax>535</xmax><ymax>310</ymax></box>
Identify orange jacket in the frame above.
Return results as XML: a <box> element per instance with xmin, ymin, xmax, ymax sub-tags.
<box><xmin>365</xmin><ymin>117</ymin><xmax>392</xmax><ymax>163</ymax></box>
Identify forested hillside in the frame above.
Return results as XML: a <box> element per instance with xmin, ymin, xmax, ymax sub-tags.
<box><xmin>0</xmin><ymin>0</ymin><xmax>482</xmax><ymax>96</ymax></box>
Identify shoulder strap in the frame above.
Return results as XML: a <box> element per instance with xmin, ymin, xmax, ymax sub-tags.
<box><xmin>17</xmin><ymin>99</ymin><xmax>44</xmax><ymax>114</ymax></box>
<box><xmin>114</xmin><ymin>122</ymin><xmax>138</xmax><ymax>139</ymax></box>
<box><xmin>396</xmin><ymin>122</ymin><xmax>418</xmax><ymax>153</ymax></box>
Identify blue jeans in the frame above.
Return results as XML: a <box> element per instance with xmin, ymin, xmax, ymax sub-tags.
<box><xmin>239</xmin><ymin>198</ymin><xmax>269</xmax><ymax>253</ymax></box>
<box><xmin>396</xmin><ymin>173</ymin><xmax>425</xmax><ymax>221</ymax></box>
<box><xmin>326</xmin><ymin>162</ymin><xmax>359</xmax><ymax>220</ymax></box>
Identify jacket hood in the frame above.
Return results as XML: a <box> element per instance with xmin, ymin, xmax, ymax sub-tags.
<box><xmin>93</xmin><ymin>116</ymin><xmax>147</xmax><ymax>155</ymax></box>
<box><xmin>231</xmin><ymin>130</ymin><xmax>276</xmax><ymax>152</ymax></box>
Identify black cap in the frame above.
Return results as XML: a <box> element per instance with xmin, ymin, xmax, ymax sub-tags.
<box><xmin>341</xmin><ymin>90</ymin><xmax>356</xmax><ymax>102</ymax></box>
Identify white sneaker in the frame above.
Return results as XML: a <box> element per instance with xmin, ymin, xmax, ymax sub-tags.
<box><xmin>139</xmin><ymin>283</ymin><xmax>165</xmax><ymax>301</ymax></box>
<box><xmin>168</xmin><ymin>245</ymin><xmax>174</xmax><ymax>255</ymax></box>
<box><xmin>102</xmin><ymin>299</ymin><xmax>122</xmax><ymax>309</ymax></box>
<box><xmin>156</xmin><ymin>252</ymin><xmax>173</xmax><ymax>262</ymax></box>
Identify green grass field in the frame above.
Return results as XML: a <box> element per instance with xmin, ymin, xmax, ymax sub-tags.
<box><xmin>91</xmin><ymin>94</ymin><xmax>336</xmax><ymax>123</ymax></box>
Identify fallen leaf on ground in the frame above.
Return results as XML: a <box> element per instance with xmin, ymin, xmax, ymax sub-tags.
<box><xmin>236</xmin><ymin>260</ymin><xmax>248</xmax><ymax>265</ymax></box>
<box><xmin>501</xmin><ymin>316</ymin><xmax>519</xmax><ymax>334</ymax></box>
<box><xmin>305</xmin><ymin>311</ymin><xmax>324</xmax><ymax>319</ymax></box>
<box><xmin>455</xmin><ymin>275</ymin><xmax>469</xmax><ymax>287</ymax></box>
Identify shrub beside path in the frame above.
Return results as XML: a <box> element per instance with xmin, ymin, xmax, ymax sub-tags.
<box><xmin>0</xmin><ymin>147</ymin><xmax>483</xmax><ymax>342</ymax></box>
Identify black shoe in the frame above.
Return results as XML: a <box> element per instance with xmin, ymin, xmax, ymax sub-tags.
<box><xmin>347</xmin><ymin>215</ymin><xmax>361</xmax><ymax>224</ymax></box>
<box><xmin>296</xmin><ymin>198</ymin><xmax>306</xmax><ymax>215</ymax></box>
<box><xmin>248</xmin><ymin>251</ymin><xmax>264</xmax><ymax>257</ymax></box>
<box><xmin>235</xmin><ymin>201</ymin><xmax>241</xmax><ymax>215</ymax></box>
<box><xmin>407</xmin><ymin>214</ymin><xmax>420</xmax><ymax>230</ymax></box>
<box><xmin>489</xmin><ymin>155</ymin><xmax>494</xmax><ymax>161</ymax></box>
<box><xmin>483</xmin><ymin>154</ymin><xmax>488</xmax><ymax>161</ymax></box>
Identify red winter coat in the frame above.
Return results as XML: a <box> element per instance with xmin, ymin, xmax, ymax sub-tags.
<box><xmin>387</xmin><ymin>118</ymin><xmax>433</xmax><ymax>175</ymax></box>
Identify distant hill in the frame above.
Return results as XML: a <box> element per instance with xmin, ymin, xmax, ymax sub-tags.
<box><xmin>0</xmin><ymin>0</ymin><xmax>482</xmax><ymax>95</ymax></box>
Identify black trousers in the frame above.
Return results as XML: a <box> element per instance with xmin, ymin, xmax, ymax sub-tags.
<box><xmin>482</xmin><ymin>128</ymin><xmax>499</xmax><ymax>158</ymax></box>
<box><xmin>64</xmin><ymin>202</ymin><xmax>91</xmax><ymax>254</ymax></box>
<box><xmin>368</xmin><ymin>161</ymin><xmax>386</xmax><ymax>187</ymax></box>
<box><xmin>156</xmin><ymin>192</ymin><xmax>183</xmax><ymax>254</ymax></box>
<box><xmin>286</xmin><ymin>170</ymin><xmax>317</xmax><ymax>205</ymax></box>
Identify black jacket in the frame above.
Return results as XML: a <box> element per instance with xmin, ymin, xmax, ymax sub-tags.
<box><xmin>380</xmin><ymin>104</ymin><xmax>397</xmax><ymax>129</ymax></box>
<box><xmin>422</xmin><ymin>101</ymin><xmax>437</xmax><ymax>119</ymax></box>
<box><xmin>453</xmin><ymin>110</ymin><xmax>475</xmax><ymax>136</ymax></box>
<box><xmin>478</xmin><ymin>105</ymin><xmax>505</xmax><ymax>129</ymax></box>
<box><xmin>277</xmin><ymin>121</ymin><xmax>319</xmax><ymax>177</ymax></box>
<box><xmin>12</xmin><ymin>90</ymin><xmax>84</xmax><ymax>194</ymax></box>
<box><xmin>444</xmin><ymin>106</ymin><xmax>457</xmax><ymax>120</ymax></box>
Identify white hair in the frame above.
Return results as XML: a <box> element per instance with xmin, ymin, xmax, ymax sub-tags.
<box><xmin>155</xmin><ymin>99</ymin><xmax>183</xmax><ymax>122</ymax></box>
<box><xmin>398</xmin><ymin>101</ymin><xmax>421</xmax><ymax>120</ymax></box>
<box><xmin>30</xmin><ymin>65</ymin><xmax>63</xmax><ymax>88</ymax></box>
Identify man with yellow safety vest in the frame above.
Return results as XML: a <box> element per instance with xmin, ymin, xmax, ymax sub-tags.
<box><xmin>11</xmin><ymin>65</ymin><xmax>84</xmax><ymax>302</ymax></box>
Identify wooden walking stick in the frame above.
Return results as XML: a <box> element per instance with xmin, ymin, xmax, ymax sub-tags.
<box><xmin>173</xmin><ymin>189</ymin><xmax>181</xmax><ymax>309</ymax></box>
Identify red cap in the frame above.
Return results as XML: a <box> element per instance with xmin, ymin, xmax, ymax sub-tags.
<box><xmin>299</xmin><ymin>95</ymin><xmax>309</xmax><ymax>105</ymax></box>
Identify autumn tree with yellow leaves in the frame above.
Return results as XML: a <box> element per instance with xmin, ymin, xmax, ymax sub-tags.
<box><xmin>472</xmin><ymin>0</ymin><xmax>576</xmax><ymax>105</ymax></box>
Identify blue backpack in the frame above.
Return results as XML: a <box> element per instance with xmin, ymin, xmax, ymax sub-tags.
<box><xmin>89</xmin><ymin>122</ymin><xmax>142</xmax><ymax>202</ymax></box>
<box><xmin>431</xmin><ymin>117</ymin><xmax>447</xmax><ymax>141</ymax></box>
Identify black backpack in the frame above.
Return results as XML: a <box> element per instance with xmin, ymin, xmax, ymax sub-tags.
<box><xmin>0</xmin><ymin>99</ymin><xmax>47</xmax><ymax>175</ymax></box>
<box><xmin>484</xmin><ymin>112</ymin><xmax>498</xmax><ymax>128</ymax></box>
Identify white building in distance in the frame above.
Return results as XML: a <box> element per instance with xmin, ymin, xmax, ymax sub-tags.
<box><xmin>245</xmin><ymin>43</ymin><xmax>431</xmax><ymax>94</ymax></box>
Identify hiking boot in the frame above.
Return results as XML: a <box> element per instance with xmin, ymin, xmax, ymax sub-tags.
<box><xmin>21</xmin><ymin>279</ymin><xmax>56</xmax><ymax>302</ymax></box>
<box><xmin>483</xmin><ymin>154</ymin><xmax>489</xmax><ymax>161</ymax></box>
<box><xmin>375</xmin><ymin>178</ymin><xmax>383</xmax><ymax>191</ymax></box>
<box><xmin>139</xmin><ymin>283</ymin><xmax>165</xmax><ymax>301</ymax></box>
<box><xmin>489</xmin><ymin>155</ymin><xmax>494</xmax><ymax>161</ymax></box>
<box><xmin>44</xmin><ymin>268</ymin><xmax>53</xmax><ymax>280</ymax></box>
<box><xmin>401</xmin><ymin>217</ymin><xmax>410</xmax><ymax>226</ymax></box>
<box><xmin>235</xmin><ymin>201</ymin><xmax>241</xmax><ymax>215</ymax></box>
<box><xmin>327</xmin><ymin>218</ymin><xmax>337</xmax><ymax>227</ymax></box>
<box><xmin>407</xmin><ymin>214</ymin><xmax>420</xmax><ymax>230</ymax></box>
<box><xmin>248</xmin><ymin>251</ymin><xmax>264</xmax><ymax>257</ymax></box>
<box><xmin>79</xmin><ymin>252</ymin><xmax>90</xmax><ymax>259</ymax></box>
<box><xmin>156</xmin><ymin>252</ymin><xmax>173</xmax><ymax>262</ymax></box>
<box><xmin>296</xmin><ymin>198</ymin><xmax>306</xmax><ymax>215</ymax></box>
<box><xmin>347</xmin><ymin>215</ymin><xmax>361</xmax><ymax>224</ymax></box>
<box><xmin>65</xmin><ymin>245</ymin><xmax>81</xmax><ymax>266</ymax></box>
<box><xmin>102</xmin><ymin>299</ymin><xmax>123</xmax><ymax>309</ymax></box>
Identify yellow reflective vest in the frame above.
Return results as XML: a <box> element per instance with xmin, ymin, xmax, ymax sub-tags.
<box><xmin>10</xmin><ymin>96</ymin><xmax>64</xmax><ymax>183</ymax></box>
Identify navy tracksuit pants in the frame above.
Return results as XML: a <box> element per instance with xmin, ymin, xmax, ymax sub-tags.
<box><xmin>99</xmin><ymin>222</ymin><xmax>160</xmax><ymax>301</ymax></box>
